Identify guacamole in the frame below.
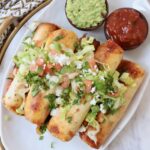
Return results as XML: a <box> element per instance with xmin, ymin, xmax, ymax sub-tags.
<box><xmin>66</xmin><ymin>0</ymin><xmax>107</xmax><ymax>29</ymax></box>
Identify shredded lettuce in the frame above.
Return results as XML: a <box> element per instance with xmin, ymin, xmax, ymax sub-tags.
<box><xmin>76</xmin><ymin>45</ymin><xmax>95</xmax><ymax>57</ymax></box>
<box><xmin>86</xmin><ymin>105</ymin><xmax>99</xmax><ymax>128</ymax></box>
<box><xmin>120</xmin><ymin>72</ymin><xmax>134</xmax><ymax>85</ymax></box>
<box><xmin>81</xmin><ymin>37</ymin><xmax>94</xmax><ymax>48</ymax></box>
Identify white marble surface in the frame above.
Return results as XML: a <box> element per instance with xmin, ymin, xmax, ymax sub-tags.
<box><xmin>0</xmin><ymin>1</ymin><xmax>150</xmax><ymax>150</ymax></box>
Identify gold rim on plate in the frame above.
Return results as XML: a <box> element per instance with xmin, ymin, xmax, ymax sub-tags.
<box><xmin>0</xmin><ymin>0</ymin><xmax>52</xmax><ymax>63</ymax></box>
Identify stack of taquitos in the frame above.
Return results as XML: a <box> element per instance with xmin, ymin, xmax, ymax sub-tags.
<box><xmin>3</xmin><ymin>23</ymin><xmax>145</xmax><ymax>150</ymax></box>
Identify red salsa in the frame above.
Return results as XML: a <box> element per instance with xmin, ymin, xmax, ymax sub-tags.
<box><xmin>104</xmin><ymin>8</ymin><xmax>148</xmax><ymax>50</ymax></box>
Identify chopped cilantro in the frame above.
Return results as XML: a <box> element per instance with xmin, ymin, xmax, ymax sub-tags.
<box><xmin>61</xmin><ymin>88</ymin><xmax>71</xmax><ymax>106</ymax></box>
<box><xmin>37</xmin><ymin>67</ymin><xmax>43</xmax><ymax>74</ymax></box>
<box><xmin>94</xmin><ymin>72</ymin><xmax>114</xmax><ymax>94</ymax></box>
<box><xmin>102</xmin><ymin>98</ymin><xmax>117</xmax><ymax>114</ymax></box>
<box><xmin>75</xmin><ymin>76</ymin><xmax>82</xmax><ymax>82</ymax></box>
<box><xmin>39</xmin><ymin>135</ymin><xmax>44</xmax><ymax>140</ymax></box>
<box><xmin>25</xmin><ymin>71</ymin><xmax>49</xmax><ymax>96</ymax></box>
<box><xmin>53</xmin><ymin>35</ymin><xmax>64</xmax><ymax>41</ymax></box>
<box><xmin>31</xmin><ymin>85</ymin><xmax>40</xmax><ymax>97</ymax></box>
<box><xmin>74</xmin><ymin>42</ymin><xmax>80</xmax><ymax>50</ymax></box>
<box><xmin>105</xmin><ymin>74</ymin><xmax>115</xmax><ymax>93</ymax></box>
<box><xmin>77</xmin><ymin>90</ymin><xmax>84</xmax><ymax>99</ymax></box>
<box><xmin>60</xmin><ymin>65</ymin><xmax>75</xmax><ymax>74</ymax></box>
<box><xmin>53</xmin><ymin>42</ymin><xmax>62</xmax><ymax>51</ymax></box>
<box><xmin>72</xmin><ymin>99</ymin><xmax>79</xmax><ymax>105</ymax></box>
<box><xmin>25</xmin><ymin>71</ymin><xmax>37</xmax><ymax>85</ymax></box>
<box><xmin>45</xmin><ymin>94</ymin><xmax>57</xmax><ymax>110</ymax></box>
<box><xmin>66</xmin><ymin>116</ymin><xmax>72</xmax><ymax>123</ymax></box>
<box><xmin>82</xmin><ymin>61</ymin><xmax>89</xmax><ymax>70</ymax></box>
<box><xmin>91</xmin><ymin>105</ymin><xmax>99</xmax><ymax>114</ymax></box>
<box><xmin>85</xmin><ymin>105</ymin><xmax>99</xmax><ymax>128</ymax></box>
<box><xmin>50</xmin><ymin>142</ymin><xmax>55</xmax><ymax>149</ymax></box>
<box><xmin>39</xmin><ymin>124</ymin><xmax>47</xmax><ymax>134</ymax></box>
<box><xmin>94</xmin><ymin>79</ymin><xmax>106</xmax><ymax>93</ymax></box>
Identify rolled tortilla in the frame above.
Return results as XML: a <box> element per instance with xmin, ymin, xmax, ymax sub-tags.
<box><xmin>79</xmin><ymin>60</ymin><xmax>145</xmax><ymax>149</ymax></box>
<box><xmin>3</xmin><ymin>74</ymin><xmax>29</xmax><ymax>114</ymax></box>
<box><xmin>47</xmin><ymin>40</ymin><xmax>124</xmax><ymax>141</ymax></box>
<box><xmin>3</xmin><ymin>23</ymin><xmax>57</xmax><ymax>115</ymax></box>
<box><xmin>25</xmin><ymin>28</ymin><xmax>79</xmax><ymax>125</ymax></box>
<box><xmin>24</xmin><ymin>90</ymin><xmax>50</xmax><ymax>125</ymax></box>
<box><xmin>33</xmin><ymin>23</ymin><xmax>59</xmax><ymax>47</ymax></box>
<box><xmin>94</xmin><ymin>40</ymin><xmax>124</xmax><ymax>71</ymax></box>
<box><xmin>45</xmin><ymin>28</ymin><xmax>78</xmax><ymax>50</ymax></box>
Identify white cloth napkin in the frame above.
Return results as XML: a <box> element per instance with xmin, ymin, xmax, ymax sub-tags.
<box><xmin>0</xmin><ymin>0</ymin><xmax>45</xmax><ymax>48</ymax></box>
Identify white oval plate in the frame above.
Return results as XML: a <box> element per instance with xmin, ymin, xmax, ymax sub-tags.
<box><xmin>0</xmin><ymin>0</ymin><xmax>150</xmax><ymax>150</ymax></box>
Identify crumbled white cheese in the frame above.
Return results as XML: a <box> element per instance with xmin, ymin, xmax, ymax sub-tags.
<box><xmin>50</xmin><ymin>108</ymin><xmax>59</xmax><ymax>116</ymax></box>
<box><xmin>46</xmin><ymin>75</ymin><xmax>59</xmax><ymax>83</ymax></box>
<box><xmin>95</xmin><ymin>94</ymin><xmax>100</xmax><ymax>99</ymax></box>
<box><xmin>55</xmin><ymin>87</ymin><xmax>63</xmax><ymax>96</ymax></box>
<box><xmin>75</xmin><ymin>61</ymin><xmax>83</xmax><ymax>69</ymax></box>
<box><xmin>82</xmin><ymin>69</ymin><xmax>88</xmax><ymax>73</ymax></box>
<box><xmin>56</xmin><ymin>97</ymin><xmax>63</xmax><ymax>105</ymax></box>
<box><xmin>79</xmin><ymin>75</ymin><xmax>83</xmax><ymax>78</ymax></box>
<box><xmin>99</xmin><ymin>76</ymin><xmax>105</xmax><ymax>81</ymax></box>
<box><xmin>46</xmin><ymin>74</ymin><xmax>50</xmax><ymax>79</ymax></box>
<box><xmin>100</xmin><ymin>104</ymin><xmax>107</xmax><ymax>114</ymax></box>
<box><xmin>53</xmin><ymin>54</ymin><xmax>70</xmax><ymax>65</ymax></box>
<box><xmin>88</xmin><ymin>69</ymin><xmax>96</xmax><ymax>76</ymax></box>
<box><xmin>90</xmin><ymin>98</ymin><xmax>96</xmax><ymax>105</ymax></box>
<box><xmin>91</xmin><ymin>87</ymin><xmax>96</xmax><ymax>93</ymax></box>
<box><xmin>79</xmin><ymin>125</ymin><xmax>87</xmax><ymax>132</ymax></box>
<box><xmin>88</xmin><ymin>69</ymin><xmax>92</xmax><ymax>73</ymax></box>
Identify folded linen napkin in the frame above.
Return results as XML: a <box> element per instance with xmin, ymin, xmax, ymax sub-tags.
<box><xmin>0</xmin><ymin>0</ymin><xmax>45</xmax><ymax>49</ymax></box>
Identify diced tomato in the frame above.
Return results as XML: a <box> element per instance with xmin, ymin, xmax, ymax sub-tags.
<box><xmin>44</xmin><ymin>63</ymin><xmax>54</xmax><ymax>75</ymax></box>
<box><xmin>49</xmin><ymin>49</ymin><xmax>59</xmax><ymax>56</ymax></box>
<box><xmin>88</xmin><ymin>59</ymin><xmax>97</xmax><ymax>70</ymax></box>
<box><xmin>55</xmin><ymin>63</ymin><xmax>62</xmax><ymax>72</ymax></box>
<box><xmin>108</xmin><ymin>91</ymin><xmax>120</xmax><ymax>97</ymax></box>
<box><xmin>35</xmin><ymin>40</ymin><xmax>43</xmax><ymax>47</ymax></box>
<box><xmin>84</xmin><ymin>80</ymin><xmax>93</xmax><ymax>93</ymax></box>
<box><xmin>30</xmin><ymin>63</ymin><xmax>38</xmax><ymax>72</ymax></box>
<box><xmin>36</xmin><ymin>58</ymin><xmax>44</xmax><ymax>66</ymax></box>
<box><xmin>61</xmin><ymin>75</ymin><xmax>70</xmax><ymax>88</ymax></box>
<box><xmin>38</xmin><ymin>67</ymin><xmax>44</xmax><ymax>77</ymax></box>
